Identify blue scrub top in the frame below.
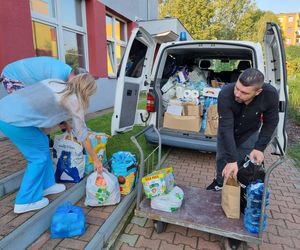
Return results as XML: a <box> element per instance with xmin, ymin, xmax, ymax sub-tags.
<box><xmin>2</xmin><ymin>56</ymin><xmax>72</xmax><ymax>85</ymax></box>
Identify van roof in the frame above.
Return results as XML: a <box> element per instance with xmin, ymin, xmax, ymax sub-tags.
<box><xmin>160</xmin><ymin>40</ymin><xmax>261</xmax><ymax>50</ymax></box>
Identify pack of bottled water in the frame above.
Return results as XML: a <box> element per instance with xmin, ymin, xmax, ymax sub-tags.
<box><xmin>244</xmin><ymin>181</ymin><xmax>269</xmax><ymax>234</ymax></box>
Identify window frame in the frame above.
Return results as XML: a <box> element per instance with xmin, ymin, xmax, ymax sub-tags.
<box><xmin>106</xmin><ymin>12</ymin><xmax>127</xmax><ymax>77</ymax></box>
<box><xmin>30</xmin><ymin>0</ymin><xmax>89</xmax><ymax>70</ymax></box>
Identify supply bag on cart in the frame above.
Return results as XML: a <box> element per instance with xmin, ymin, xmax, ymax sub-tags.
<box><xmin>111</xmin><ymin>151</ymin><xmax>138</xmax><ymax>195</ymax></box>
<box><xmin>53</xmin><ymin>132</ymin><xmax>85</xmax><ymax>183</ymax></box>
<box><xmin>151</xmin><ymin>186</ymin><xmax>184</xmax><ymax>212</ymax></box>
<box><xmin>50</xmin><ymin>203</ymin><xmax>86</xmax><ymax>239</ymax></box>
<box><xmin>237</xmin><ymin>156</ymin><xmax>265</xmax><ymax>214</ymax></box>
<box><xmin>84</xmin><ymin>169</ymin><xmax>121</xmax><ymax>206</ymax></box>
<box><xmin>204</xmin><ymin>103</ymin><xmax>219</xmax><ymax>137</ymax></box>
<box><xmin>221</xmin><ymin>178</ymin><xmax>241</xmax><ymax>219</ymax></box>
<box><xmin>85</xmin><ymin>130</ymin><xmax>110</xmax><ymax>174</ymax></box>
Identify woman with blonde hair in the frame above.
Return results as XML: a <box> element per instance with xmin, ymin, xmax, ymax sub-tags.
<box><xmin>0</xmin><ymin>73</ymin><xmax>102</xmax><ymax>214</ymax></box>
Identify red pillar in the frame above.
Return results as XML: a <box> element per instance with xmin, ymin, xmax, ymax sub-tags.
<box><xmin>0</xmin><ymin>0</ymin><xmax>35</xmax><ymax>71</ymax></box>
<box><xmin>86</xmin><ymin>0</ymin><xmax>107</xmax><ymax>78</ymax></box>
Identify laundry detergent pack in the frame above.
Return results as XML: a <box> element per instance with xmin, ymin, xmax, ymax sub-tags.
<box><xmin>142</xmin><ymin>167</ymin><xmax>175</xmax><ymax>198</ymax></box>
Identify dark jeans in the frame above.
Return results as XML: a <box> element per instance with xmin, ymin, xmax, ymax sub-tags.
<box><xmin>216</xmin><ymin>132</ymin><xmax>259</xmax><ymax>185</ymax></box>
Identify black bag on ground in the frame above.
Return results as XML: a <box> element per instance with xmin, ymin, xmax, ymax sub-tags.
<box><xmin>237</xmin><ymin>156</ymin><xmax>265</xmax><ymax>214</ymax></box>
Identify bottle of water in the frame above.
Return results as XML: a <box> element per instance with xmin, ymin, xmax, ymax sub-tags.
<box><xmin>244</xmin><ymin>181</ymin><xmax>269</xmax><ymax>234</ymax></box>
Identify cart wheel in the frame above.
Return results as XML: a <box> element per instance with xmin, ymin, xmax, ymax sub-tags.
<box><xmin>153</xmin><ymin>221</ymin><xmax>166</xmax><ymax>234</ymax></box>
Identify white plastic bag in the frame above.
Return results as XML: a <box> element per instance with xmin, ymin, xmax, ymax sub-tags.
<box><xmin>53</xmin><ymin>133</ymin><xmax>85</xmax><ymax>183</ymax></box>
<box><xmin>151</xmin><ymin>186</ymin><xmax>184</xmax><ymax>213</ymax></box>
<box><xmin>84</xmin><ymin>169</ymin><xmax>121</xmax><ymax>206</ymax></box>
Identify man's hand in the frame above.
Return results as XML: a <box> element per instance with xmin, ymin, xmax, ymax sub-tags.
<box><xmin>94</xmin><ymin>158</ymin><xmax>103</xmax><ymax>173</ymax></box>
<box><xmin>222</xmin><ymin>162</ymin><xmax>238</xmax><ymax>179</ymax></box>
<box><xmin>249</xmin><ymin>149</ymin><xmax>264</xmax><ymax>164</ymax></box>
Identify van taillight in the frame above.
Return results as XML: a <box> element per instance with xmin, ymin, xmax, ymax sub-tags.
<box><xmin>146</xmin><ymin>92</ymin><xmax>155</xmax><ymax>112</ymax></box>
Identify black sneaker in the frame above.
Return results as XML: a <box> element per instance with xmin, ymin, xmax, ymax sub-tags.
<box><xmin>206</xmin><ymin>178</ymin><xmax>223</xmax><ymax>191</ymax></box>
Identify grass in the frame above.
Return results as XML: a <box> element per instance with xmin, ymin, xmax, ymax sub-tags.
<box><xmin>288</xmin><ymin>74</ymin><xmax>300</xmax><ymax>125</ymax></box>
<box><xmin>51</xmin><ymin>112</ymin><xmax>168</xmax><ymax>168</ymax></box>
<box><xmin>287</xmin><ymin>74</ymin><xmax>300</xmax><ymax>167</ymax></box>
<box><xmin>288</xmin><ymin>142</ymin><xmax>300</xmax><ymax>168</ymax></box>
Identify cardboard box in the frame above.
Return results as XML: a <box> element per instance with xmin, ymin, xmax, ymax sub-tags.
<box><xmin>163</xmin><ymin>112</ymin><xmax>202</xmax><ymax>132</ymax></box>
<box><xmin>182</xmin><ymin>103</ymin><xmax>203</xmax><ymax>117</ymax></box>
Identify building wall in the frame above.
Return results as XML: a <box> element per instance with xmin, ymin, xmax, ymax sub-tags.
<box><xmin>100</xmin><ymin>0</ymin><xmax>158</xmax><ymax>21</ymax></box>
<box><xmin>0</xmin><ymin>0</ymin><xmax>35</xmax><ymax>71</ymax></box>
<box><xmin>277</xmin><ymin>13</ymin><xmax>300</xmax><ymax>47</ymax></box>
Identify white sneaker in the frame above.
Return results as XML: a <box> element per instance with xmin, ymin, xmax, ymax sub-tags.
<box><xmin>44</xmin><ymin>183</ymin><xmax>66</xmax><ymax>196</ymax></box>
<box><xmin>14</xmin><ymin>197</ymin><xmax>49</xmax><ymax>214</ymax></box>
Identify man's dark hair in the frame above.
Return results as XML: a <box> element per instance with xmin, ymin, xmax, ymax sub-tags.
<box><xmin>72</xmin><ymin>67</ymin><xmax>88</xmax><ymax>75</ymax></box>
<box><xmin>238</xmin><ymin>68</ymin><xmax>264</xmax><ymax>88</ymax></box>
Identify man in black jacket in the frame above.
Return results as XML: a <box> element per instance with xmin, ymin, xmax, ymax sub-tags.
<box><xmin>207</xmin><ymin>68</ymin><xmax>279</xmax><ymax>191</ymax></box>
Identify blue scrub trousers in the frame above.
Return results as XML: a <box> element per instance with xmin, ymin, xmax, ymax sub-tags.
<box><xmin>0</xmin><ymin>120</ymin><xmax>55</xmax><ymax>204</ymax></box>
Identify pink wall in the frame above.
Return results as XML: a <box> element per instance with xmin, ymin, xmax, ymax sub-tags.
<box><xmin>86</xmin><ymin>0</ymin><xmax>108</xmax><ymax>78</ymax></box>
<box><xmin>0</xmin><ymin>0</ymin><xmax>34</xmax><ymax>71</ymax></box>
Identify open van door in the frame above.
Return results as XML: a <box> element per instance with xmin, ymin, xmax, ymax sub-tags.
<box><xmin>264</xmin><ymin>22</ymin><xmax>288</xmax><ymax>154</ymax></box>
<box><xmin>111</xmin><ymin>27</ymin><xmax>156</xmax><ymax>135</ymax></box>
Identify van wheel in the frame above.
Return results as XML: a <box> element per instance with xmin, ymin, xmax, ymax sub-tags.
<box><xmin>153</xmin><ymin>221</ymin><xmax>167</xmax><ymax>234</ymax></box>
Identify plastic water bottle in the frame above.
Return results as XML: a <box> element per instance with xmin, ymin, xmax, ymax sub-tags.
<box><xmin>244</xmin><ymin>181</ymin><xmax>269</xmax><ymax>234</ymax></box>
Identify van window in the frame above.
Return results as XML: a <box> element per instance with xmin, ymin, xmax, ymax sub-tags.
<box><xmin>125</xmin><ymin>39</ymin><xmax>147</xmax><ymax>78</ymax></box>
<box><xmin>209</xmin><ymin>59</ymin><xmax>240</xmax><ymax>72</ymax></box>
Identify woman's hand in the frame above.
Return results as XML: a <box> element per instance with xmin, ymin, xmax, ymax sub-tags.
<box><xmin>93</xmin><ymin>158</ymin><xmax>103</xmax><ymax>173</ymax></box>
<box><xmin>83</xmin><ymin>136</ymin><xmax>103</xmax><ymax>173</ymax></box>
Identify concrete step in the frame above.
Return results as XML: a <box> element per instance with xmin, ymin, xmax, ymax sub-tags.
<box><xmin>28</xmin><ymin>190</ymin><xmax>136</xmax><ymax>250</ymax></box>
<box><xmin>0</xmin><ymin>181</ymin><xmax>85</xmax><ymax>250</ymax></box>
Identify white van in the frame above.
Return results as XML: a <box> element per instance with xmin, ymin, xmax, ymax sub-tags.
<box><xmin>111</xmin><ymin>22</ymin><xmax>288</xmax><ymax>154</ymax></box>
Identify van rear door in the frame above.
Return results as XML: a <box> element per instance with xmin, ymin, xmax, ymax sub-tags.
<box><xmin>111</xmin><ymin>27</ymin><xmax>156</xmax><ymax>135</ymax></box>
<box><xmin>264</xmin><ymin>22</ymin><xmax>288</xmax><ymax>153</ymax></box>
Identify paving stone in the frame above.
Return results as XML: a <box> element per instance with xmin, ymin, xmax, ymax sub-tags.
<box><xmin>159</xmin><ymin>240</ymin><xmax>184</xmax><ymax>250</ymax></box>
<box><xmin>151</xmin><ymin>231</ymin><xmax>175</xmax><ymax>244</ymax></box>
<box><xmin>174</xmin><ymin>233</ymin><xmax>197</xmax><ymax>249</ymax></box>
<box><xmin>135</xmin><ymin>236</ymin><xmax>161</xmax><ymax>250</ymax></box>
<box><xmin>120</xmin><ymin>243</ymin><xmax>146</xmax><ymax>250</ymax></box>
<box><xmin>119</xmin><ymin>233</ymin><xmax>139</xmax><ymax>247</ymax></box>
<box><xmin>131</xmin><ymin>216</ymin><xmax>148</xmax><ymax>227</ymax></box>
<box><xmin>197</xmin><ymin>237</ymin><xmax>220</xmax><ymax>250</ymax></box>
<box><xmin>58</xmin><ymin>238</ymin><xmax>87</xmax><ymax>249</ymax></box>
<box><xmin>166</xmin><ymin>224</ymin><xmax>187</xmax><ymax>236</ymax></box>
<box><xmin>130</xmin><ymin>224</ymin><xmax>153</xmax><ymax>238</ymax></box>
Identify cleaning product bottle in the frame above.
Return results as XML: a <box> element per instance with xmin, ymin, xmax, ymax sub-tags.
<box><xmin>244</xmin><ymin>181</ymin><xmax>269</xmax><ymax>234</ymax></box>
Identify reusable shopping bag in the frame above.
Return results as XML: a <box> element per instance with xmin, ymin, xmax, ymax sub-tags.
<box><xmin>53</xmin><ymin>132</ymin><xmax>85</xmax><ymax>183</ymax></box>
<box><xmin>85</xmin><ymin>130</ymin><xmax>110</xmax><ymax>174</ymax></box>
<box><xmin>111</xmin><ymin>151</ymin><xmax>138</xmax><ymax>195</ymax></box>
<box><xmin>50</xmin><ymin>203</ymin><xmax>85</xmax><ymax>239</ymax></box>
<box><xmin>204</xmin><ymin>104</ymin><xmax>219</xmax><ymax>137</ymax></box>
<box><xmin>84</xmin><ymin>169</ymin><xmax>121</xmax><ymax>206</ymax></box>
<box><xmin>151</xmin><ymin>186</ymin><xmax>184</xmax><ymax>213</ymax></box>
<box><xmin>237</xmin><ymin>156</ymin><xmax>265</xmax><ymax>213</ymax></box>
<box><xmin>221</xmin><ymin>178</ymin><xmax>241</xmax><ymax>219</ymax></box>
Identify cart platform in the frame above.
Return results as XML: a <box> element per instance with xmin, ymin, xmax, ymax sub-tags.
<box><xmin>135</xmin><ymin>185</ymin><xmax>261</xmax><ymax>244</ymax></box>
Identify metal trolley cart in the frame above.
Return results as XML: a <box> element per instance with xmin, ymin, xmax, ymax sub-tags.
<box><xmin>131</xmin><ymin>125</ymin><xmax>285</xmax><ymax>249</ymax></box>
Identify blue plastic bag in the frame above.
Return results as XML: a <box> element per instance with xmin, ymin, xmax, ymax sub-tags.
<box><xmin>111</xmin><ymin>151</ymin><xmax>138</xmax><ymax>195</ymax></box>
<box><xmin>50</xmin><ymin>203</ymin><xmax>86</xmax><ymax>239</ymax></box>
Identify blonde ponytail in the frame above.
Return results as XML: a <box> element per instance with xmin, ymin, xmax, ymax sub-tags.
<box><xmin>60</xmin><ymin>73</ymin><xmax>97</xmax><ymax>110</ymax></box>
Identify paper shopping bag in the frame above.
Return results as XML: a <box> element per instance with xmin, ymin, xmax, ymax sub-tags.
<box><xmin>204</xmin><ymin>104</ymin><xmax>218</xmax><ymax>137</ymax></box>
<box><xmin>221</xmin><ymin>178</ymin><xmax>241</xmax><ymax>219</ymax></box>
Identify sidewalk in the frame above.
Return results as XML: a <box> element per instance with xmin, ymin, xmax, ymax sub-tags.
<box><xmin>115</xmin><ymin>147</ymin><xmax>300</xmax><ymax>250</ymax></box>
<box><xmin>0</xmin><ymin>131</ymin><xmax>299</xmax><ymax>249</ymax></box>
